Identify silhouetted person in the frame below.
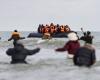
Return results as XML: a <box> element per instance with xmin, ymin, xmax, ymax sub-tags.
<box><xmin>80</xmin><ymin>31</ymin><xmax>94</xmax><ymax>44</ymax></box>
<box><xmin>73</xmin><ymin>43</ymin><xmax>96</xmax><ymax>67</ymax></box>
<box><xmin>8</xmin><ymin>30</ymin><xmax>25</xmax><ymax>46</ymax></box>
<box><xmin>6</xmin><ymin>43</ymin><xmax>40</xmax><ymax>64</ymax></box>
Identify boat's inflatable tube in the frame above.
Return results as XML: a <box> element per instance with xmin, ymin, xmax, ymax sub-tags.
<box><xmin>27</xmin><ymin>32</ymin><xmax>68</xmax><ymax>38</ymax></box>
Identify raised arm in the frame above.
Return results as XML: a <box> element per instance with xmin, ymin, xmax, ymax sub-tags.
<box><xmin>6</xmin><ymin>48</ymin><xmax>14</xmax><ymax>56</ymax></box>
<box><xmin>8</xmin><ymin>36</ymin><xmax>13</xmax><ymax>41</ymax></box>
<box><xmin>27</xmin><ymin>48</ymin><xmax>40</xmax><ymax>55</ymax></box>
<box><xmin>55</xmin><ymin>42</ymin><xmax>69</xmax><ymax>52</ymax></box>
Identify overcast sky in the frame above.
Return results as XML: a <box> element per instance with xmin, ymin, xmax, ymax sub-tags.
<box><xmin>0</xmin><ymin>0</ymin><xmax>99</xmax><ymax>31</ymax></box>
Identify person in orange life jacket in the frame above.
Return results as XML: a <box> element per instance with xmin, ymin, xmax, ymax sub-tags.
<box><xmin>8</xmin><ymin>30</ymin><xmax>25</xmax><ymax>46</ymax></box>
<box><xmin>43</xmin><ymin>25</ymin><xmax>49</xmax><ymax>33</ymax></box>
<box><xmin>55</xmin><ymin>24</ymin><xmax>60</xmax><ymax>34</ymax></box>
<box><xmin>50</xmin><ymin>26</ymin><xmax>56</xmax><ymax>36</ymax></box>
<box><xmin>6</xmin><ymin>42</ymin><xmax>40</xmax><ymax>64</ymax></box>
<box><xmin>73</xmin><ymin>43</ymin><xmax>96</xmax><ymax>67</ymax></box>
<box><xmin>50</xmin><ymin>23</ymin><xmax>54</xmax><ymax>27</ymax></box>
<box><xmin>60</xmin><ymin>25</ymin><xmax>65</xmax><ymax>33</ymax></box>
<box><xmin>55</xmin><ymin>32</ymin><xmax>80</xmax><ymax>58</ymax></box>
<box><xmin>42</xmin><ymin>26</ymin><xmax>51</xmax><ymax>39</ymax></box>
<box><xmin>80</xmin><ymin>31</ymin><xmax>94</xmax><ymax>44</ymax></box>
<box><xmin>65</xmin><ymin>25</ymin><xmax>71</xmax><ymax>32</ymax></box>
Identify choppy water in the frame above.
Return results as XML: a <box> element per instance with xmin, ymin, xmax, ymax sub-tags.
<box><xmin>0</xmin><ymin>31</ymin><xmax>100</xmax><ymax>80</ymax></box>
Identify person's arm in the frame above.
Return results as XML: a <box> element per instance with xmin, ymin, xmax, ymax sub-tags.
<box><xmin>8</xmin><ymin>37</ymin><xmax>13</xmax><ymax>41</ymax></box>
<box><xmin>27</xmin><ymin>48</ymin><xmax>40</xmax><ymax>55</ymax></box>
<box><xmin>19</xmin><ymin>37</ymin><xmax>25</xmax><ymax>39</ymax></box>
<box><xmin>6</xmin><ymin>48</ymin><xmax>14</xmax><ymax>56</ymax></box>
<box><xmin>55</xmin><ymin>42</ymin><xmax>69</xmax><ymax>52</ymax></box>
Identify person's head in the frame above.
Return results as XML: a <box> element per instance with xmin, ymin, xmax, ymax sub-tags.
<box><xmin>56</xmin><ymin>24</ymin><xmax>60</xmax><ymax>27</ymax></box>
<box><xmin>50</xmin><ymin>23</ymin><xmax>54</xmax><ymax>26</ymax></box>
<box><xmin>39</xmin><ymin>24</ymin><xmax>42</xmax><ymax>27</ymax></box>
<box><xmin>83</xmin><ymin>32</ymin><xmax>87</xmax><ymax>36</ymax></box>
<box><xmin>14</xmin><ymin>30</ymin><xmax>18</xmax><ymax>32</ymax></box>
<box><xmin>67</xmin><ymin>32</ymin><xmax>78</xmax><ymax>41</ymax></box>
<box><xmin>87</xmin><ymin>31</ymin><xmax>91</xmax><ymax>35</ymax></box>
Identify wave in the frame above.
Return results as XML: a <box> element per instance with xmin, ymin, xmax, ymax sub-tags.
<box><xmin>0</xmin><ymin>38</ymin><xmax>100</xmax><ymax>49</ymax></box>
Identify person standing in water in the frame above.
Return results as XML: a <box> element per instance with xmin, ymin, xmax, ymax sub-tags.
<box><xmin>6</xmin><ymin>42</ymin><xmax>40</xmax><ymax>64</ymax></box>
<box><xmin>73</xmin><ymin>43</ymin><xmax>96</xmax><ymax>67</ymax></box>
<box><xmin>55</xmin><ymin>32</ymin><xmax>80</xmax><ymax>58</ymax></box>
<box><xmin>8</xmin><ymin>30</ymin><xmax>25</xmax><ymax>46</ymax></box>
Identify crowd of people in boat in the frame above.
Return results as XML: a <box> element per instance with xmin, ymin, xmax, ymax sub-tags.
<box><xmin>38</xmin><ymin>23</ymin><xmax>71</xmax><ymax>39</ymax></box>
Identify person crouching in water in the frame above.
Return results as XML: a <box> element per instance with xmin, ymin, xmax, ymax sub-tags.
<box><xmin>8</xmin><ymin>30</ymin><xmax>25</xmax><ymax>47</ymax></box>
<box><xmin>73</xmin><ymin>43</ymin><xmax>96</xmax><ymax>67</ymax></box>
<box><xmin>55</xmin><ymin>32</ymin><xmax>80</xmax><ymax>58</ymax></box>
<box><xmin>6</xmin><ymin>42</ymin><xmax>40</xmax><ymax>64</ymax></box>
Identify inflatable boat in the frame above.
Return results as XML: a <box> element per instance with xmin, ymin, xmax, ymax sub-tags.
<box><xmin>27</xmin><ymin>32</ymin><xmax>68</xmax><ymax>38</ymax></box>
<box><xmin>27</xmin><ymin>23</ymin><xmax>71</xmax><ymax>38</ymax></box>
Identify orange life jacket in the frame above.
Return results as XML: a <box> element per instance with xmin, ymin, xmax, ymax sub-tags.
<box><xmin>44</xmin><ymin>27</ymin><xmax>49</xmax><ymax>33</ymax></box>
<box><xmin>60</xmin><ymin>26</ymin><xmax>65</xmax><ymax>32</ymax></box>
<box><xmin>12</xmin><ymin>32</ymin><xmax>20</xmax><ymax>39</ymax></box>
<box><xmin>12</xmin><ymin>32</ymin><xmax>20</xmax><ymax>36</ymax></box>
<box><xmin>65</xmin><ymin>27</ymin><xmax>70</xmax><ymax>32</ymax></box>
<box><xmin>50</xmin><ymin>26</ymin><xmax>55</xmax><ymax>33</ymax></box>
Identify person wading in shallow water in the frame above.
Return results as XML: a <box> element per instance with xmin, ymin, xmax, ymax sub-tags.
<box><xmin>73</xmin><ymin>43</ymin><xmax>96</xmax><ymax>67</ymax></box>
<box><xmin>55</xmin><ymin>32</ymin><xmax>80</xmax><ymax>58</ymax></box>
<box><xmin>6</xmin><ymin>42</ymin><xmax>40</xmax><ymax>64</ymax></box>
<box><xmin>8</xmin><ymin>30</ymin><xmax>25</xmax><ymax>46</ymax></box>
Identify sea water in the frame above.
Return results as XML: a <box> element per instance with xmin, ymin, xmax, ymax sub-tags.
<box><xmin>0</xmin><ymin>31</ymin><xmax>100</xmax><ymax>80</ymax></box>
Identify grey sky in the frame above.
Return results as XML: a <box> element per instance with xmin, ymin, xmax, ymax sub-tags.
<box><xmin>0</xmin><ymin>0</ymin><xmax>99</xmax><ymax>31</ymax></box>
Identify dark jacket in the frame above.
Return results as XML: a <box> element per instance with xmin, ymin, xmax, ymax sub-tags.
<box><xmin>6</xmin><ymin>43</ymin><xmax>40</xmax><ymax>64</ymax></box>
<box><xmin>55</xmin><ymin>41</ymin><xmax>80</xmax><ymax>55</ymax></box>
<box><xmin>73</xmin><ymin>44</ymin><xmax>96</xmax><ymax>67</ymax></box>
